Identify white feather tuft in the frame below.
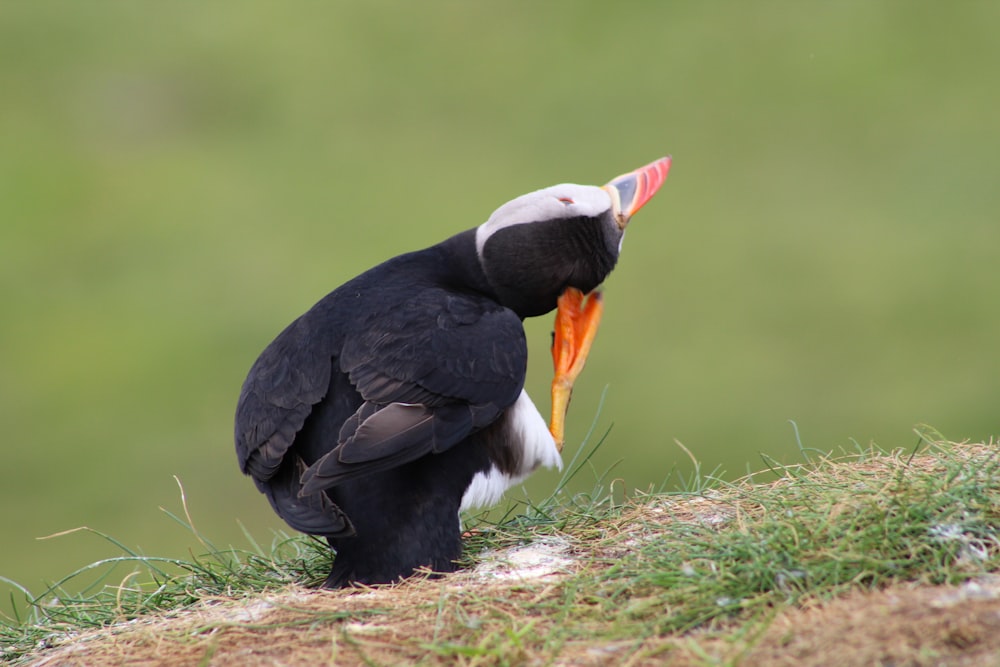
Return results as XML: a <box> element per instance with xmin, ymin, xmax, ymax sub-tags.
<box><xmin>460</xmin><ymin>390</ymin><xmax>561</xmax><ymax>512</ymax></box>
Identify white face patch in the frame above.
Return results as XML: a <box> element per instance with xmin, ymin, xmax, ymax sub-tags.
<box><xmin>475</xmin><ymin>184</ymin><xmax>611</xmax><ymax>259</ymax></box>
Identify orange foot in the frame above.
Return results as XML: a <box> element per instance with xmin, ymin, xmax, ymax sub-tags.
<box><xmin>549</xmin><ymin>287</ymin><xmax>604</xmax><ymax>452</ymax></box>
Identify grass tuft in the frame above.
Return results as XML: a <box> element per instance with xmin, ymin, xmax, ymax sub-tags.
<box><xmin>0</xmin><ymin>479</ymin><xmax>333</xmax><ymax>662</ymax></box>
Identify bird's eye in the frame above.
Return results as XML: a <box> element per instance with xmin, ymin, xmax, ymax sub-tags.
<box><xmin>557</xmin><ymin>197</ymin><xmax>574</xmax><ymax>206</ymax></box>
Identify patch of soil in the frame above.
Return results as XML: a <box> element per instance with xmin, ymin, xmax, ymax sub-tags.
<box><xmin>688</xmin><ymin>577</ymin><xmax>1000</xmax><ymax>667</ymax></box>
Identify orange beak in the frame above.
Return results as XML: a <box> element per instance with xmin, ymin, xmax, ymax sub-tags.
<box><xmin>548</xmin><ymin>157</ymin><xmax>672</xmax><ymax>451</ymax></box>
<box><xmin>549</xmin><ymin>288</ymin><xmax>604</xmax><ymax>451</ymax></box>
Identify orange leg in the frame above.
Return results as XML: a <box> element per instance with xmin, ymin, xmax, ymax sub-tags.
<box><xmin>549</xmin><ymin>288</ymin><xmax>604</xmax><ymax>451</ymax></box>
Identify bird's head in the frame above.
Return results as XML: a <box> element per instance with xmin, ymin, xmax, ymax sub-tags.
<box><xmin>474</xmin><ymin>157</ymin><xmax>671</xmax><ymax>318</ymax></box>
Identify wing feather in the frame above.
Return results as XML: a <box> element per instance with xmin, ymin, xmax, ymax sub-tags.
<box><xmin>237</xmin><ymin>281</ymin><xmax>527</xmax><ymax>507</ymax></box>
<box><xmin>236</xmin><ymin>314</ymin><xmax>333</xmax><ymax>481</ymax></box>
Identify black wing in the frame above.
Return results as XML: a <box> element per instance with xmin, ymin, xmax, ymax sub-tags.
<box><xmin>234</xmin><ymin>308</ymin><xmax>358</xmax><ymax>535</ymax></box>
<box><xmin>235</xmin><ymin>312</ymin><xmax>333</xmax><ymax>481</ymax></box>
<box><xmin>299</xmin><ymin>289</ymin><xmax>526</xmax><ymax>493</ymax></box>
<box><xmin>235</xmin><ymin>286</ymin><xmax>526</xmax><ymax>513</ymax></box>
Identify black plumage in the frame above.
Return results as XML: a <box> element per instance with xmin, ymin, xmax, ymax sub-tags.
<box><xmin>235</xmin><ymin>158</ymin><xmax>670</xmax><ymax>587</ymax></box>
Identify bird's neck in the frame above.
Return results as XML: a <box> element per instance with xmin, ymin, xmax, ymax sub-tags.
<box><xmin>434</xmin><ymin>229</ymin><xmax>501</xmax><ymax>302</ymax></box>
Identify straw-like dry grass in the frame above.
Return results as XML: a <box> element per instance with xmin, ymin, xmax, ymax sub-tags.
<box><xmin>5</xmin><ymin>438</ymin><xmax>1000</xmax><ymax>666</ymax></box>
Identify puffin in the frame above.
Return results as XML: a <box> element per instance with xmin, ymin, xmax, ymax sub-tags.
<box><xmin>235</xmin><ymin>157</ymin><xmax>671</xmax><ymax>588</ymax></box>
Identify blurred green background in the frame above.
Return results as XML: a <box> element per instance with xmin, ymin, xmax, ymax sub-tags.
<box><xmin>2</xmin><ymin>2</ymin><xmax>998</xmax><ymax>610</ymax></box>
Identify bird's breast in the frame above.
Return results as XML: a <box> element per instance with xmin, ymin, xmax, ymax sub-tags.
<box><xmin>459</xmin><ymin>389</ymin><xmax>561</xmax><ymax>512</ymax></box>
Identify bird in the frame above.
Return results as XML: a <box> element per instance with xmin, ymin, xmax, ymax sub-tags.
<box><xmin>235</xmin><ymin>157</ymin><xmax>671</xmax><ymax>588</ymax></box>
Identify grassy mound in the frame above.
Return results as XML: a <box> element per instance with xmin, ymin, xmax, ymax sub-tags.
<box><xmin>3</xmin><ymin>438</ymin><xmax>999</xmax><ymax>665</ymax></box>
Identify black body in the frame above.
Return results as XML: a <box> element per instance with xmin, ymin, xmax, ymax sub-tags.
<box><xmin>236</xmin><ymin>210</ymin><xmax>622</xmax><ymax>587</ymax></box>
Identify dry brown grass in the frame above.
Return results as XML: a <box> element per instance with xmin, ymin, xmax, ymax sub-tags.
<box><xmin>27</xmin><ymin>574</ymin><xmax>1000</xmax><ymax>666</ymax></box>
<box><xmin>18</xmin><ymin>442</ymin><xmax>1000</xmax><ymax>666</ymax></box>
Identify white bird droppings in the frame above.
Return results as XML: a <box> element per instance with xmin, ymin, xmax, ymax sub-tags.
<box><xmin>471</xmin><ymin>537</ymin><xmax>573</xmax><ymax>582</ymax></box>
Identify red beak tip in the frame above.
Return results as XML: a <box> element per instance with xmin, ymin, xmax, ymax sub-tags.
<box><xmin>648</xmin><ymin>156</ymin><xmax>672</xmax><ymax>188</ymax></box>
<box><xmin>622</xmin><ymin>156</ymin><xmax>672</xmax><ymax>217</ymax></box>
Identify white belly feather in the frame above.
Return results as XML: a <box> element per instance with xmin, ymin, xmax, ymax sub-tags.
<box><xmin>460</xmin><ymin>389</ymin><xmax>562</xmax><ymax>512</ymax></box>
